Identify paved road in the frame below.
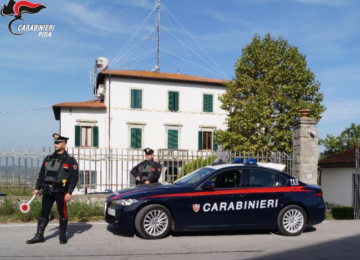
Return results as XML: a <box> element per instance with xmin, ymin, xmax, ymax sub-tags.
<box><xmin>0</xmin><ymin>220</ymin><xmax>359</xmax><ymax>260</ymax></box>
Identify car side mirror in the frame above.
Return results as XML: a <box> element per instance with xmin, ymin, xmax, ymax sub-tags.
<box><xmin>201</xmin><ymin>180</ymin><xmax>215</xmax><ymax>190</ymax></box>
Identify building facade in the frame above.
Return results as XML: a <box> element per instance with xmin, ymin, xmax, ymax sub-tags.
<box><xmin>52</xmin><ymin>70</ymin><xmax>227</xmax><ymax>191</ymax></box>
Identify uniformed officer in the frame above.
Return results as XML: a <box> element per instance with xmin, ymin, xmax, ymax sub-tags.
<box><xmin>130</xmin><ymin>148</ymin><xmax>162</xmax><ymax>185</ymax></box>
<box><xmin>26</xmin><ymin>133</ymin><xmax>79</xmax><ymax>245</ymax></box>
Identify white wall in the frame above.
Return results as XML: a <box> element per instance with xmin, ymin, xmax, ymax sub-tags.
<box><xmin>60</xmin><ymin>108</ymin><xmax>107</xmax><ymax>148</ymax></box>
<box><xmin>321</xmin><ymin>167</ymin><xmax>354</xmax><ymax>206</ymax></box>
<box><xmin>99</xmin><ymin>77</ymin><xmax>227</xmax><ymax>150</ymax></box>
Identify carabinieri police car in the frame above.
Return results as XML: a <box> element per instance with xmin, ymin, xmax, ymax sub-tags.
<box><xmin>104</xmin><ymin>158</ymin><xmax>325</xmax><ymax>239</ymax></box>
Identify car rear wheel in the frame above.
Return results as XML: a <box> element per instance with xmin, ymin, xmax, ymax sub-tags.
<box><xmin>135</xmin><ymin>204</ymin><xmax>172</xmax><ymax>239</ymax></box>
<box><xmin>277</xmin><ymin>205</ymin><xmax>307</xmax><ymax>236</ymax></box>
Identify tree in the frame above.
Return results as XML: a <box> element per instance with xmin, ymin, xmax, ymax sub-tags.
<box><xmin>319</xmin><ymin>123</ymin><xmax>360</xmax><ymax>158</ymax></box>
<box><xmin>216</xmin><ymin>34</ymin><xmax>326</xmax><ymax>154</ymax></box>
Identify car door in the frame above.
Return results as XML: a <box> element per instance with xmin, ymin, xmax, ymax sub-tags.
<box><xmin>239</xmin><ymin>168</ymin><xmax>290</xmax><ymax>228</ymax></box>
<box><xmin>182</xmin><ymin>168</ymin><xmax>245</xmax><ymax>230</ymax></box>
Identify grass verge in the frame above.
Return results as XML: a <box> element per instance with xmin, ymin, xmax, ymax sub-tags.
<box><xmin>0</xmin><ymin>197</ymin><xmax>104</xmax><ymax>223</ymax></box>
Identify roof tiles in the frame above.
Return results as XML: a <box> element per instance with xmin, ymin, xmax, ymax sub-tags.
<box><xmin>318</xmin><ymin>147</ymin><xmax>358</xmax><ymax>165</ymax></box>
<box><xmin>99</xmin><ymin>70</ymin><xmax>225</xmax><ymax>85</ymax></box>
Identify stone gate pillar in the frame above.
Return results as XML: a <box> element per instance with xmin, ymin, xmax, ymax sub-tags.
<box><xmin>292</xmin><ymin>109</ymin><xmax>319</xmax><ymax>185</ymax></box>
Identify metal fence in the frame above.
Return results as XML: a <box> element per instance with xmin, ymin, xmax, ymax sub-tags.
<box><xmin>0</xmin><ymin>146</ymin><xmax>293</xmax><ymax>193</ymax></box>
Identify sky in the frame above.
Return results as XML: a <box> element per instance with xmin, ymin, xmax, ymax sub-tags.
<box><xmin>0</xmin><ymin>0</ymin><xmax>359</xmax><ymax>151</ymax></box>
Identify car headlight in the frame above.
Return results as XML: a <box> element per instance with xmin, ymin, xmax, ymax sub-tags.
<box><xmin>112</xmin><ymin>199</ymin><xmax>139</xmax><ymax>206</ymax></box>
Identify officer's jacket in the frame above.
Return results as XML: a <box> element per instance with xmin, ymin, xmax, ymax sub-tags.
<box><xmin>35</xmin><ymin>151</ymin><xmax>79</xmax><ymax>194</ymax></box>
<box><xmin>130</xmin><ymin>159</ymin><xmax>162</xmax><ymax>183</ymax></box>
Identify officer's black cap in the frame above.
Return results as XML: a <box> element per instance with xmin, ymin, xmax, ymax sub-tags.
<box><xmin>143</xmin><ymin>147</ymin><xmax>154</xmax><ymax>155</ymax></box>
<box><xmin>53</xmin><ymin>133</ymin><xmax>69</xmax><ymax>143</ymax></box>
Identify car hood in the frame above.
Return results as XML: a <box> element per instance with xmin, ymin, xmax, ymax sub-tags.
<box><xmin>106</xmin><ymin>183</ymin><xmax>185</xmax><ymax>200</ymax></box>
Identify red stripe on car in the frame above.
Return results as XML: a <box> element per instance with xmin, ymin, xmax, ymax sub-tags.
<box><xmin>141</xmin><ymin>186</ymin><xmax>312</xmax><ymax>199</ymax></box>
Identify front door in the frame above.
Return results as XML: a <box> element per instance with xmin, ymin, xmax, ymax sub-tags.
<box><xmin>183</xmin><ymin>168</ymin><xmax>245</xmax><ymax>230</ymax></box>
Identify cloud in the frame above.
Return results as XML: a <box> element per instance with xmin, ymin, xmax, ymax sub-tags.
<box><xmin>104</xmin><ymin>0</ymin><xmax>154</xmax><ymax>10</ymax></box>
<box><xmin>50</xmin><ymin>1</ymin><xmax>135</xmax><ymax>34</ymax></box>
<box><xmin>316</xmin><ymin>65</ymin><xmax>360</xmax><ymax>96</ymax></box>
<box><xmin>287</xmin><ymin>0</ymin><xmax>352</xmax><ymax>7</ymax></box>
<box><xmin>320</xmin><ymin>99</ymin><xmax>360</xmax><ymax>124</ymax></box>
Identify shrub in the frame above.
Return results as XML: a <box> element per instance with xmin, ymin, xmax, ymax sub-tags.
<box><xmin>0</xmin><ymin>198</ymin><xmax>16</xmax><ymax>216</ymax></box>
<box><xmin>331</xmin><ymin>206</ymin><xmax>354</xmax><ymax>220</ymax></box>
<box><xmin>178</xmin><ymin>154</ymin><xmax>217</xmax><ymax>179</ymax></box>
<box><xmin>0</xmin><ymin>197</ymin><xmax>104</xmax><ymax>222</ymax></box>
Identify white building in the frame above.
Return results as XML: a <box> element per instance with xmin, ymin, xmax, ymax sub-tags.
<box><xmin>52</xmin><ymin>70</ymin><xmax>227</xmax><ymax>191</ymax></box>
<box><xmin>318</xmin><ymin>147</ymin><xmax>358</xmax><ymax>207</ymax></box>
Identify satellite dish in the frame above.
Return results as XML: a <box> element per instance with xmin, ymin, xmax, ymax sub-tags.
<box><xmin>95</xmin><ymin>57</ymin><xmax>109</xmax><ymax>71</ymax></box>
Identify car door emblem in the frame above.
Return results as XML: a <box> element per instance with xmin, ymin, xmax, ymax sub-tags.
<box><xmin>193</xmin><ymin>204</ymin><xmax>200</xmax><ymax>212</ymax></box>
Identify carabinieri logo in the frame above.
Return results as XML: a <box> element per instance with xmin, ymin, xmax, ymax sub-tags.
<box><xmin>1</xmin><ymin>0</ymin><xmax>53</xmax><ymax>36</ymax></box>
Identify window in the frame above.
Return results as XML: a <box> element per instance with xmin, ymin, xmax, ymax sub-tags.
<box><xmin>249</xmin><ymin>169</ymin><xmax>276</xmax><ymax>188</ymax></box>
<box><xmin>168</xmin><ymin>129</ymin><xmax>178</xmax><ymax>149</ymax></box>
<box><xmin>130</xmin><ymin>128</ymin><xmax>142</xmax><ymax>149</ymax></box>
<box><xmin>168</xmin><ymin>91</ymin><xmax>179</xmax><ymax>111</ymax></box>
<box><xmin>275</xmin><ymin>174</ymin><xmax>288</xmax><ymax>187</ymax></box>
<box><xmin>211</xmin><ymin>170</ymin><xmax>242</xmax><ymax>189</ymax></box>
<box><xmin>78</xmin><ymin>170</ymin><xmax>96</xmax><ymax>189</ymax></box>
<box><xmin>203</xmin><ymin>94</ymin><xmax>213</xmax><ymax>112</ymax></box>
<box><xmin>75</xmin><ymin>125</ymin><xmax>99</xmax><ymax>148</ymax></box>
<box><xmin>131</xmin><ymin>89</ymin><xmax>142</xmax><ymax>109</ymax></box>
<box><xmin>198</xmin><ymin>131</ymin><xmax>217</xmax><ymax>151</ymax></box>
<box><xmin>81</xmin><ymin>126</ymin><xmax>92</xmax><ymax>147</ymax></box>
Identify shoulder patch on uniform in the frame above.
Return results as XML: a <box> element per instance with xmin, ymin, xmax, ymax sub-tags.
<box><xmin>158</xmin><ymin>168</ymin><xmax>161</xmax><ymax>172</ymax></box>
<box><xmin>73</xmin><ymin>165</ymin><xmax>78</xmax><ymax>170</ymax></box>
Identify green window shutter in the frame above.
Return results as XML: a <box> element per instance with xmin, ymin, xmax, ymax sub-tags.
<box><xmin>213</xmin><ymin>135</ymin><xmax>218</xmax><ymax>151</ymax></box>
<box><xmin>131</xmin><ymin>89</ymin><xmax>136</xmax><ymax>108</ymax></box>
<box><xmin>168</xmin><ymin>130</ymin><xmax>178</xmax><ymax>149</ymax></box>
<box><xmin>131</xmin><ymin>128</ymin><xmax>142</xmax><ymax>149</ymax></box>
<box><xmin>137</xmin><ymin>90</ymin><xmax>142</xmax><ymax>109</ymax></box>
<box><xmin>131</xmin><ymin>128</ymin><xmax>137</xmax><ymax>148</ymax></box>
<box><xmin>168</xmin><ymin>91</ymin><xmax>174</xmax><ymax>110</ymax></box>
<box><xmin>79</xmin><ymin>171</ymin><xmax>84</xmax><ymax>186</ymax></box>
<box><xmin>131</xmin><ymin>89</ymin><xmax>142</xmax><ymax>109</ymax></box>
<box><xmin>93</xmin><ymin>126</ymin><xmax>99</xmax><ymax>148</ymax></box>
<box><xmin>174</xmin><ymin>92</ymin><xmax>179</xmax><ymax>111</ymax></box>
<box><xmin>91</xmin><ymin>171</ymin><xmax>96</xmax><ymax>186</ymax></box>
<box><xmin>168</xmin><ymin>91</ymin><xmax>179</xmax><ymax>111</ymax></box>
<box><xmin>136</xmin><ymin>128</ymin><xmax>142</xmax><ymax>148</ymax></box>
<box><xmin>198</xmin><ymin>131</ymin><xmax>203</xmax><ymax>151</ymax></box>
<box><xmin>203</xmin><ymin>94</ymin><xmax>213</xmax><ymax>112</ymax></box>
<box><xmin>75</xmin><ymin>125</ymin><xmax>80</xmax><ymax>147</ymax></box>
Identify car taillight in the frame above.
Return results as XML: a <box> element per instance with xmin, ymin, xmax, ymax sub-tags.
<box><xmin>313</xmin><ymin>191</ymin><xmax>323</xmax><ymax>197</ymax></box>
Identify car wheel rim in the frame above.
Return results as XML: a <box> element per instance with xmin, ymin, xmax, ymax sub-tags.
<box><xmin>143</xmin><ymin>209</ymin><xmax>169</xmax><ymax>236</ymax></box>
<box><xmin>282</xmin><ymin>209</ymin><xmax>304</xmax><ymax>233</ymax></box>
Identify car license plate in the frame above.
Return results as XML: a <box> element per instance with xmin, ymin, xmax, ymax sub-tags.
<box><xmin>108</xmin><ymin>208</ymin><xmax>116</xmax><ymax>216</ymax></box>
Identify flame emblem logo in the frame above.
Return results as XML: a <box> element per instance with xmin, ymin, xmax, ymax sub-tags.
<box><xmin>1</xmin><ymin>0</ymin><xmax>46</xmax><ymax>35</ymax></box>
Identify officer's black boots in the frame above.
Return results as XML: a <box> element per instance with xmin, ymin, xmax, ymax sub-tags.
<box><xmin>26</xmin><ymin>218</ymin><xmax>49</xmax><ymax>244</ymax></box>
<box><xmin>59</xmin><ymin>218</ymin><xmax>68</xmax><ymax>244</ymax></box>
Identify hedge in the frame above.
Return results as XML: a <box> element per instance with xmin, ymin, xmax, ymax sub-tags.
<box><xmin>331</xmin><ymin>206</ymin><xmax>354</xmax><ymax>220</ymax></box>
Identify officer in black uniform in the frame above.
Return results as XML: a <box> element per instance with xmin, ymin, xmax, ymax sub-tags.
<box><xmin>130</xmin><ymin>148</ymin><xmax>161</xmax><ymax>185</ymax></box>
<box><xmin>26</xmin><ymin>133</ymin><xmax>79</xmax><ymax>245</ymax></box>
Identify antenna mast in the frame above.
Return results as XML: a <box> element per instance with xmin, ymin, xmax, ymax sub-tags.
<box><xmin>154</xmin><ymin>0</ymin><xmax>161</xmax><ymax>72</ymax></box>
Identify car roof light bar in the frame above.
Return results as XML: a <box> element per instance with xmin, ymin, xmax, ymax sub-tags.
<box><xmin>244</xmin><ymin>158</ymin><xmax>257</xmax><ymax>165</ymax></box>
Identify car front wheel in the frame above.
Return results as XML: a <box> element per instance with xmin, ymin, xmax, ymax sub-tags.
<box><xmin>277</xmin><ymin>205</ymin><xmax>307</xmax><ymax>236</ymax></box>
<box><xmin>135</xmin><ymin>204</ymin><xmax>172</xmax><ymax>239</ymax></box>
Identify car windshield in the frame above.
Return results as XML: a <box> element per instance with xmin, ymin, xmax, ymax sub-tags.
<box><xmin>174</xmin><ymin>167</ymin><xmax>215</xmax><ymax>186</ymax></box>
